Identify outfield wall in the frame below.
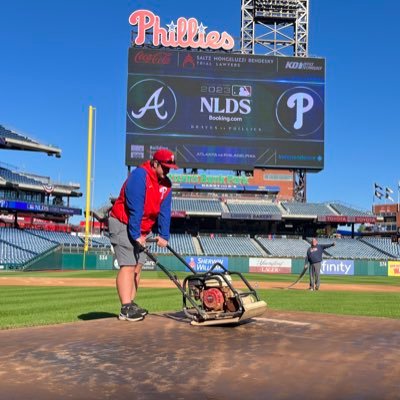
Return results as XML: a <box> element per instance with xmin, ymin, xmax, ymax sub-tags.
<box><xmin>153</xmin><ymin>256</ymin><xmax>391</xmax><ymax>277</ymax></box>
<box><xmin>3</xmin><ymin>251</ymin><xmax>398</xmax><ymax>277</ymax></box>
<box><xmin>23</xmin><ymin>251</ymin><xmax>113</xmax><ymax>271</ymax></box>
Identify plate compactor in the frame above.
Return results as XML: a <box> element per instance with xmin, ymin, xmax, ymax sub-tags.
<box><xmin>143</xmin><ymin>240</ymin><xmax>267</xmax><ymax>326</ymax></box>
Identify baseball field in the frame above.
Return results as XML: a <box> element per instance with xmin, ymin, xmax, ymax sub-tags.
<box><xmin>1</xmin><ymin>271</ymin><xmax>400</xmax><ymax>399</ymax></box>
<box><xmin>1</xmin><ymin>271</ymin><xmax>400</xmax><ymax>329</ymax></box>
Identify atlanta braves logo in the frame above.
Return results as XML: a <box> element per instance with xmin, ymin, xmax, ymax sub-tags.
<box><xmin>131</xmin><ymin>87</ymin><xmax>168</xmax><ymax>120</ymax></box>
<box><xmin>127</xmin><ymin>79</ymin><xmax>177</xmax><ymax>130</ymax></box>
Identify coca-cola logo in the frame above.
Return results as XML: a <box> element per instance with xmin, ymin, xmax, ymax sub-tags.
<box><xmin>134</xmin><ymin>50</ymin><xmax>172</xmax><ymax>65</ymax></box>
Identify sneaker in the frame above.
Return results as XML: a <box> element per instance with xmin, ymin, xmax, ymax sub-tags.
<box><xmin>315</xmin><ymin>287</ymin><xmax>319</xmax><ymax>291</ymax></box>
<box><xmin>132</xmin><ymin>302</ymin><xmax>148</xmax><ymax>316</ymax></box>
<box><xmin>308</xmin><ymin>287</ymin><xmax>314</xmax><ymax>291</ymax></box>
<box><xmin>118</xmin><ymin>304</ymin><xmax>145</xmax><ymax>321</ymax></box>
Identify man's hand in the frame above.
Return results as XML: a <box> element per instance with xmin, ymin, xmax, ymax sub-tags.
<box><xmin>156</xmin><ymin>237</ymin><xmax>168</xmax><ymax>248</ymax></box>
<box><xmin>136</xmin><ymin>236</ymin><xmax>147</xmax><ymax>247</ymax></box>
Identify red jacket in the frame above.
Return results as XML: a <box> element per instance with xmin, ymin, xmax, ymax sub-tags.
<box><xmin>110</xmin><ymin>161</ymin><xmax>173</xmax><ymax>240</ymax></box>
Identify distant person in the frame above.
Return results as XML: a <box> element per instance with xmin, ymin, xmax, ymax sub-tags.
<box><xmin>305</xmin><ymin>238</ymin><xmax>335</xmax><ymax>291</ymax></box>
<box><xmin>108</xmin><ymin>149</ymin><xmax>178</xmax><ymax>321</ymax></box>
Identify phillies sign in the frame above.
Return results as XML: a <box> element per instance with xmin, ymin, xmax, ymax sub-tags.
<box><xmin>129</xmin><ymin>9</ymin><xmax>235</xmax><ymax>51</ymax></box>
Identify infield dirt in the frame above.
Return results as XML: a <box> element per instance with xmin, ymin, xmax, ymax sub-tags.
<box><xmin>0</xmin><ymin>309</ymin><xmax>399</xmax><ymax>399</ymax></box>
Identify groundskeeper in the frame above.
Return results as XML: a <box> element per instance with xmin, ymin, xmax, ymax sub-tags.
<box><xmin>305</xmin><ymin>238</ymin><xmax>335</xmax><ymax>291</ymax></box>
<box><xmin>108</xmin><ymin>149</ymin><xmax>178</xmax><ymax>321</ymax></box>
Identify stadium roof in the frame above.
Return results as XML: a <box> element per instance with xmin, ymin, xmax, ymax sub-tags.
<box><xmin>0</xmin><ymin>124</ymin><xmax>61</xmax><ymax>157</ymax></box>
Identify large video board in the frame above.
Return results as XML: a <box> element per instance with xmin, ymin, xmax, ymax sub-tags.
<box><xmin>126</xmin><ymin>47</ymin><xmax>325</xmax><ymax>171</ymax></box>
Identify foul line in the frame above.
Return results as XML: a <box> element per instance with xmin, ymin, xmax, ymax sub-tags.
<box><xmin>253</xmin><ymin>317</ymin><xmax>310</xmax><ymax>326</ymax></box>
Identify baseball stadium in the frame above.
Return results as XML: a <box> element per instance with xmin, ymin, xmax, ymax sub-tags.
<box><xmin>1</xmin><ymin>1</ymin><xmax>400</xmax><ymax>399</ymax></box>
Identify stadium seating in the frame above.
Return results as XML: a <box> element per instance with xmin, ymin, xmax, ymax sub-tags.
<box><xmin>281</xmin><ymin>202</ymin><xmax>336</xmax><ymax>216</ymax></box>
<box><xmin>198</xmin><ymin>235</ymin><xmax>265</xmax><ymax>256</ymax></box>
<box><xmin>0</xmin><ymin>125</ymin><xmax>36</xmax><ymax>143</ymax></box>
<box><xmin>330</xmin><ymin>203</ymin><xmax>372</xmax><ymax>217</ymax></box>
<box><xmin>0</xmin><ymin>228</ymin><xmax>114</xmax><ymax>268</ymax></box>
<box><xmin>0</xmin><ymin>242</ymin><xmax>35</xmax><ymax>266</ymax></box>
<box><xmin>226</xmin><ymin>200</ymin><xmax>282</xmax><ymax>215</ymax></box>
<box><xmin>172</xmin><ymin>198</ymin><xmax>223</xmax><ymax>214</ymax></box>
<box><xmin>148</xmin><ymin>233</ymin><xmax>197</xmax><ymax>255</ymax></box>
<box><xmin>361</xmin><ymin>237</ymin><xmax>400</xmax><ymax>258</ymax></box>
<box><xmin>256</xmin><ymin>236</ymin><xmax>310</xmax><ymax>257</ymax></box>
<box><xmin>0</xmin><ymin>167</ymin><xmax>44</xmax><ymax>186</ymax></box>
<box><xmin>90</xmin><ymin>236</ymin><xmax>111</xmax><ymax>248</ymax></box>
<box><xmin>1</xmin><ymin>225</ymin><xmax>398</xmax><ymax>268</ymax></box>
<box><xmin>0</xmin><ymin>228</ymin><xmax>58</xmax><ymax>254</ymax></box>
<box><xmin>28</xmin><ymin>230</ymin><xmax>84</xmax><ymax>246</ymax></box>
<box><xmin>316</xmin><ymin>238</ymin><xmax>389</xmax><ymax>260</ymax></box>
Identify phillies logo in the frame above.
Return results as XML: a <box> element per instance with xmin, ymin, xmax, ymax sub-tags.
<box><xmin>129</xmin><ymin>9</ymin><xmax>235</xmax><ymax>50</ymax></box>
<box><xmin>127</xmin><ymin>79</ymin><xmax>177</xmax><ymax>130</ymax></box>
<box><xmin>134</xmin><ymin>50</ymin><xmax>172</xmax><ymax>65</ymax></box>
<box><xmin>159</xmin><ymin>187</ymin><xmax>168</xmax><ymax>200</ymax></box>
<box><xmin>276</xmin><ymin>87</ymin><xmax>323</xmax><ymax>137</ymax></box>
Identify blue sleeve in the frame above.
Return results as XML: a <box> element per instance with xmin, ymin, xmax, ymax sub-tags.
<box><xmin>125</xmin><ymin>168</ymin><xmax>146</xmax><ymax>241</ymax></box>
<box><xmin>158</xmin><ymin>190</ymin><xmax>172</xmax><ymax>241</ymax></box>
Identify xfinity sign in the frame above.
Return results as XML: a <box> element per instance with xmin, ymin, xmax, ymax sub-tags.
<box><xmin>321</xmin><ymin>260</ymin><xmax>354</xmax><ymax>276</ymax></box>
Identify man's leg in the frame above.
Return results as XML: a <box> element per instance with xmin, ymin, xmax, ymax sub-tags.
<box><xmin>309</xmin><ymin>264</ymin><xmax>315</xmax><ymax>289</ymax></box>
<box><xmin>117</xmin><ymin>265</ymin><xmax>136</xmax><ymax>305</ymax></box>
<box><xmin>130</xmin><ymin>263</ymin><xmax>148</xmax><ymax>316</ymax></box>
<box><xmin>128</xmin><ymin>244</ymin><xmax>149</xmax><ymax>316</ymax></box>
<box><xmin>109</xmin><ymin>217</ymin><xmax>144</xmax><ymax>321</ymax></box>
<box><xmin>131</xmin><ymin>263</ymin><xmax>143</xmax><ymax>301</ymax></box>
<box><xmin>116</xmin><ymin>265</ymin><xmax>144</xmax><ymax>321</ymax></box>
<box><xmin>314</xmin><ymin>262</ymin><xmax>321</xmax><ymax>290</ymax></box>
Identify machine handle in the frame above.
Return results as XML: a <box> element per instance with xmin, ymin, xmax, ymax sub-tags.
<box><xmin>139</xmin><ymin>238</ymin><xmax>197</xmax><ymax>274</ymax></box>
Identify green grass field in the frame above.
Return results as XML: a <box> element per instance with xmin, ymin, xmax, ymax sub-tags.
<box><xmin>1</xmin><ymin>270</ymin><xmax>399</xmax><ymax>329</ymax></box>
<box><xmin>2</xmin><ymin>269</ymin><xmax>400</xmax><ymax>286</ymax></box>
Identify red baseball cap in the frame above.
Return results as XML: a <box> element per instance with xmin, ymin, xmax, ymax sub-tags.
<box><xmin>152</xmin><ymin>149</ymin><xmax>178</xmax><ymax>169</ymax></box>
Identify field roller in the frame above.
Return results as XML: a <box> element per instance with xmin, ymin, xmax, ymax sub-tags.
<box><xmin>143</xmin><ymin>240</ymin><xmax>267</xmax><ymax>326</ymax></box>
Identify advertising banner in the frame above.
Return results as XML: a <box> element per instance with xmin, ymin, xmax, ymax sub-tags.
<box><xmin>142</xmin><ymin>260</ymin><xmax>157</xmax><ymax>271</ymax></box>
<box><xmin>388</xmin><ymin>261</ymin><xmax>400</xmax><ymax>277</ymax></box>
<box><xmin>185</xmin><ymin>256</ymin><xmax>228</xmax><ymax>272</ymax></box>
<box><xmin>318</xmin><ymin>215</ymin><xmax>376</xmax><ymax>223</ymax></box>
<box><xmin>0</xmin><ymin>199</ymin><xmax>81</xmax><ymax>216</ymax></box>
<box><xmin>249</xmin><ymin>258</ymin><xmax>292</xmax><ymax>274</ymax></box>
<box><xmin>222</xmin><ymin>213</ymin><xmax>282</xmax><ymax>221</ymax></box>
<box><xmin>113</xmin><ymin>258</ymin><xmax>157</xmax><ymax>271</ymax></box>
<box><xmin>320</xmin><ymin>259</ymin><xmax>354</xmax><ymax>275</ymax></box>
<box><xmin>126</xmin><ymin>47</ymin><xmax>325</xmax><ymax>171</ymax></box>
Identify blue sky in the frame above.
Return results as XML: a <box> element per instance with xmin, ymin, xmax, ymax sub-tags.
<box><xmin>0</xmin><ymin>0</ymin><xmax>399</xmax><ymax>220</ymax></box>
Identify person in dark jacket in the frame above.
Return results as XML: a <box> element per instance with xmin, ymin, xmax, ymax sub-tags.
<box><xmin>305</xmin><ymin>238</ymin><xmax>335</xmax><ymax>291</ymax></box>
<box><xmin>109</xmin><ymin>149</ymin><xmax>178</xmax><ymax>321</ymax></box>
